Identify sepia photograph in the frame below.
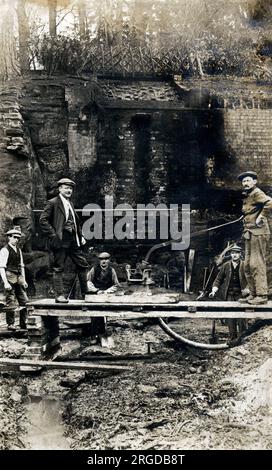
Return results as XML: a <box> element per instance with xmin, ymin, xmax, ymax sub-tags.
<box><xmin>0</xmin><ymin>0</ymin><xmax>271</xmax><ymax>456</ymax></box>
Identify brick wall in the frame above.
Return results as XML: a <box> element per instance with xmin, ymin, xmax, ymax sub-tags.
<box><xmin>223</xmin><ymin>109</ymin><xmax>272</xmax><ymax>188</ymax></box>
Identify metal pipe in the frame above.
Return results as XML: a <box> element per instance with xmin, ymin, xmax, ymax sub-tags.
<box><xmin>158</xmin><ymin>318</ymin><xmax>229</xmax><ymax>350</ymax></box>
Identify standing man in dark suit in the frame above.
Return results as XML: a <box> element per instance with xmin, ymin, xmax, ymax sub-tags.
<box><xmin>40</xmin><ymin>178</ymin><xmax>89</xmax><ymax>303</ymax></box>
<box><xmin>209</xmin><ymin>245</ymin><xmax>249</xmax><ymax>340</ymax></box>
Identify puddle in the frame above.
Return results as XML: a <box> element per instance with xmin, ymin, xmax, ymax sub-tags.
<box><xmin>25</xmin><ymin>396</ymin><xmax>70</xmax><ymax>450</ymax></box>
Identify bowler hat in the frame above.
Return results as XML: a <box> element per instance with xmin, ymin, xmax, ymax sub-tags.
<box><xmin>238</xmin><ymin>171</ymin><xmax>257</xmax><ymax>181</ymax></box>
<box><xmin>57</xmin><ymin>178</ymin><xmax>76</xmax><ymax>187</ymax></box>
<box><xmin>98</xmin><ymin>252</ymin><xmax>111</xmax><ymax>259</ymax></box>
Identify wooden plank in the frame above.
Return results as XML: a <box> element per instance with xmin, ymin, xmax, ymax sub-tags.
<box><xmin>27</xmin><ymin>298</ymin><xmax>272</xmax><ymax>310</ymax></box>
<box><xmin>26</xmin><ymin>309</ymin><xmax>272</xmax><ymax>319</ymax></box>
<box><xmin>0</xmin><ymin>358</ymin><xmax>131</xmax><ymax>371</ymax></box>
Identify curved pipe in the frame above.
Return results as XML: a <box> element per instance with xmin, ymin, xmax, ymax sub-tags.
<box><xmin>158</xmin><ymin>318</ymin><xmax>229</xmax><ymax>350</ymax></box>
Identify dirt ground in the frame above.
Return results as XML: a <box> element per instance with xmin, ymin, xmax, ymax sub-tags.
<box><xmin>0</xmin><ymin>313</ymin><xmax>271</xmax><ymax>450</ymax></box>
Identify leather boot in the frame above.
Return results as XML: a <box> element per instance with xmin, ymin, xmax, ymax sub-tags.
<box><xmin>5</xmin><ymin>309</ymin><xmax>16</xmax><ymax>328</ymax></box>
<box><xmin>78</xmin><ymin>269</ymin><xmax>88</xmax><ymax>300</ymax></box>
<box><xmin>19</xmin><ymin>307</ymin><xmax>27</xmax><ymax>329</ymax></box>
<box><xmin>53</xmin><ymin>272</ymin><xmax>69</xmax><ymax>303</ymax></box>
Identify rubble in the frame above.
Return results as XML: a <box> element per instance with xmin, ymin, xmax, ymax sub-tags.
<box><xmin>0</xmin><ymin>319</ymin><xmax>271</xmax><ymax>449</ymax></box>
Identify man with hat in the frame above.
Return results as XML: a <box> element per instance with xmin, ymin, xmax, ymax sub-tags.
<box><xmin>87</xmin><ymin>252</ymin><xmax>120</xmax><ymax>342</ymax></box>
<box><xmin>40</xmin><ymin>178</ymin><xmax>89</xmax><ymax>303</ymax></box>
<box><xmin>0</xmin><ymin>228</ymin><xmax>28</xmax><ymax>330</ymax></box>
<box><xmin>209</xmin><ymin>244</ymin><xmax>248</xmax><ymax>340</ymax></box>
<box><xmin>87</xmin><ymin>252</ymin><xmax>120</xmax><ymax>294</ymax></box>
<box><xmin>238</xmin><ymin>171</ymin><xmax>272</xmax><ymax>305</ymax></box>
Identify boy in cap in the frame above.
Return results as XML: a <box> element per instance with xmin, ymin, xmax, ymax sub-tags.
<box><xmin>0</xmin><ymin>228</ymin><xmax>28</xmax><ymax>330</ymax></box>
<box><xmin>40</xmin><ymin>178</ymin><xmax>89</xmax><ymax>303</ymax></box>
<box><xmin>209</xmin><ymin>244</ymin><xmax>248</xmax><ymax>340</ymax></box>
<box><xmin>238</xmin><ymin>171</ymin><xmax>272</xmax><ymax>304</ymax></box>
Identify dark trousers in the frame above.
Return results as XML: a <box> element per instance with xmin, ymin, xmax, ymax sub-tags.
<box><xmin>227</xmin><ymin>289</ymin><xmax>247</xmax><ymax>340</ymax></box>
<box><xmin>5</xmin><ymin>282</ymin><xmax>28</xmax><ymax>326</ymax></box>
<box><xmin>51</xmin><ymin>232</ymin><xmax>89</xmax><ymax>297</ymax></box>
<box><xmin>52</xmin><ymin>232</ymin><xmax>89</xmax><ymax>272</ymax></box>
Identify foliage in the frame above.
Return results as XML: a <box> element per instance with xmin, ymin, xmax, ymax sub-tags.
<box><xmin>2</xmin><ymin>0</ymin><xmax>271</xmax><ymax>79</ymax></box>
<box><xmin>34</xmin><ymin>33</ymin><xmax>97</xmax><ymax>74</ymax></box>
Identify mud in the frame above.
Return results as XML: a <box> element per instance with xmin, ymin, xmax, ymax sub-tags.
<box><xmin>0</xmin><ymin>318</ymin><xmax>271</xmax><ymax>450</ymax></box>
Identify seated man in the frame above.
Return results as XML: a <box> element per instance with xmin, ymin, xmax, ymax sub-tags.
<box><xmin>209</xmin><ymin>244</ymin><xmax>249</xmax><ymax>340</ymax></box>
<box><xmin>87</xmin><ymin>252</ymin><xmax>120</xmax><ymax>343</ymax></box>
<box><xmin>87</xmin><ymin>252</ymin><xmax>120</xmax><ymax>294</ymax></box>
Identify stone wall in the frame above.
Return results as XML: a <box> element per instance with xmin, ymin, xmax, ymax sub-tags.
<box><xmin>0</xmin><ymin>82</ymin><xmax>35</xmax><ymax>246</ymax></box>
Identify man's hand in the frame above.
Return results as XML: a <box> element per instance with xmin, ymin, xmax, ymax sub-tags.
<box><xmin>209</xmin><ymin>287</ymin><xmax>218</xmax><ymax>298</ymax></box>
<box><xmin>104</xmin><ymin>286</ymin><xmax>116</xmax><ymax>294</ymax></box>
<box><xmin>4</xmin><ymin>282</ymin><xmax>12</xmax><ymax>291</ymax></box>
<box><xmin>241</xmin><ymin>287</ymin><xmax>250</xmax><ymax>297</ymax></box>
<box><xmin>256</xmin><ymin>215</ymin><xmax>265</xmax><ymax>227</ymax></box>
<box><xmin>81</xmin><ymin>236</ymin><xmax>86</xmax><ymax>246</ymax></box>
<box><xmin>22</xmin><ymin>281</ymin><xmax>28</xmax><ymax>289</ymax></box>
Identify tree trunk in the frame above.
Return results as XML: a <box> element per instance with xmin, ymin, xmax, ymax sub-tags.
<box><xmin>49</xmin><ymin>0</ymin><xmax>57</xmax><ymax>37</ymax></box>
<box><xmin>0</xmin><ymin>1</ymin><xmax>20</xmax><ymax>80</ymax></box>
<box><xmin>17</xmin><ymin>0</ymin><xmax>30</xmax><ymax>74</ymax></box>
<box><xmin>78</xmin><ymin>0</ymin><xmax>87</xmax><ymax>38</ymax></box>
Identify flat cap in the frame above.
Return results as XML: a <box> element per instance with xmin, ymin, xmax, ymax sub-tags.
<box><xmin>98</xmin><ymin>252</ymin><xmax>111</xmax><ymax>259</ymax></box>
<box><xmin>226</xmin><ymin>244</ymin><xmax>242</xmax><ymax>253</ymax></box>
<box><xmin>6</xmin><ymin>228</ymin><xmax>22</xmax><ymax>238</ymax></box>
<box><xmin>238</xmin><ymin>171</ymin><xmax>257</xmax><ymax>181</ymax></box>
<box><xmin>57</xmin><ymin>178</ymin><xmax>76</xmax><ymax>187</ymax></box>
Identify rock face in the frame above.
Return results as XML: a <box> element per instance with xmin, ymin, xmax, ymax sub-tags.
<box><xmin>0</xmin><ymin>82</ymin><xmax>34</xmax><ymax>246</ymax></box>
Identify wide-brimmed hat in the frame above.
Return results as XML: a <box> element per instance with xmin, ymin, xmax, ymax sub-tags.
<box><xmin>98</xmin><ymin>252</ymin><xmax>111</xmax><ymax>259</ymax></box>
<box><xmin>238</xmin><ymin>171</ymin><xmax>257</xmax><ymax>181</ymax></box>
<box><xmin>57</xmin><ymin>178</ymin><xmax>76</xmax><ymax>187</ymax></box>
<box><xmin>5</xmin><ymin>228</ymin><xmax>22</xmax><ymax>238</ymax></box>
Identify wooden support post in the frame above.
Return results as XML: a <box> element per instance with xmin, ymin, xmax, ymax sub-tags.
<box><xmin>186</xmin><ymin>249</ymin><xmax>195</xmax><ymax>292</ymax></box>
<box><xmin>183</xmin><ymin>265</ymin><xmax>187</xmax><ymax>293</ymax></box>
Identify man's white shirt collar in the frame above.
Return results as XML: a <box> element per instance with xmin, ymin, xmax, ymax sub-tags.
<box><xmin>8</xmin><ymin>242</ymin><xmax>17</xmax><ymax>252</ymax></box>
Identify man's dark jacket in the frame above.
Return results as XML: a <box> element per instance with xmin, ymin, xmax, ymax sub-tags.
<box><xmin>212</xmin><ymin>260</ymin><xmax>247</xmax><ymax>300</ymax></box>
<box><xmin>40</xmin><ymin>196</ymin><xmax>81</xmax><ymax>247</ymax></box>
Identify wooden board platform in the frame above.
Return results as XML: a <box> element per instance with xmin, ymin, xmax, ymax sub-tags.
<box><xmin>26</xmin><ymin>298</ymin><xmax>272</xmax><ymax>319</ymax></box>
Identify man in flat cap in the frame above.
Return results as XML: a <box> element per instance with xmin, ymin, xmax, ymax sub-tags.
<box><xmin>87</xmin><ymin>252</ymin><xmax>120</xmax><ymax>343</ymax></box>
<box><xmin>238</xmin><ymin>171</ymin><xmax>272</xmax><ymax>304</ymax></box>
<box><xmin>87</xmin><ymin>252</ymin><xmax>120</xmax><ymax>294</ymax></box>
<box><xmin>0</xmin><ymin>228</ymin><xmax>28</xmax><ymax>330</ymax></box>
<box><xmin>209</xmin><ymin>244</ymin><xmax>248</xmax><ymax>339</ymax></box>
<box><xmin>40</xmin><ymin>178</ymin><xmax>89</xmax><ymax>302</ymax></box>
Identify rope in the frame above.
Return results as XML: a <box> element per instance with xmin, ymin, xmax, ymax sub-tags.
<box><xmin>144</xmin><ymin>215</ymin><xmax>243</xmax><ymax>263</ymax></box>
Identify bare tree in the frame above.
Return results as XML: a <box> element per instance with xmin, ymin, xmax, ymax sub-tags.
<box><xmin>49</xmin><ymin>0</ymin><xmax>57</xmax><ymax>37</ymax></box>
<box><xmin>17</xmin><ymin>0</ymin><xmax>30</xmax><ymax>74</ymax></box>
<box><xmin>78</xmin><ymin>0</ymin><xmax>87</xmax><ymax>38</ymax></box>
<box><xmin>0</xmin><ymin>0</ymin><xmax>20</xmax><ymax>80</ymax></box>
